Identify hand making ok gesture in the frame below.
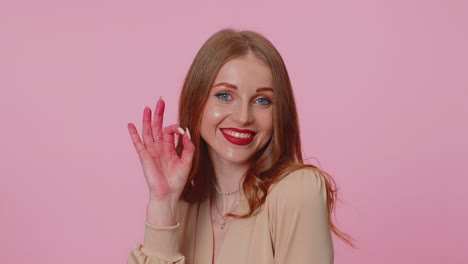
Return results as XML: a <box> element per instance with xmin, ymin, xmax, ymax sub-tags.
<box><xmin>127</xmin><ymin>98</ymin><xmax>195</xmax><ymax>208</ymax></box>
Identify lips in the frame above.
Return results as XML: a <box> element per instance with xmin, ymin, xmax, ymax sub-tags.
<box><xmin>220</xmin><ymin>128</ymin><xmax>256</xmax><ymax>146</ymax></box>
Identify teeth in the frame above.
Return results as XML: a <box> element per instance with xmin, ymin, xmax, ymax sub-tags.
<box><xmin>223</xmin><ymin>130</ymin><xmax>253</xmax><ymax>138</ymax></box>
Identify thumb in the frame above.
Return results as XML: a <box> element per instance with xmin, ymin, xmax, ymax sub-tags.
<box><xmin>180</xmin><ymin>128</ymin><xmax>195</xmax><ymax>165</ymax></box>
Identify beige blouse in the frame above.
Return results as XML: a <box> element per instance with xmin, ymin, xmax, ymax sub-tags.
<box><xmin>128</xmin><ymin>168</ymin><xmax>334</xmax><ymax>263</ymax></box>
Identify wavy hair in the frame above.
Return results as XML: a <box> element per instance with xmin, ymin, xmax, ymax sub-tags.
<box><xmin>176</xmin><ymin>29</ymin><xmax>354</xmax><ymax>247</ymax></box>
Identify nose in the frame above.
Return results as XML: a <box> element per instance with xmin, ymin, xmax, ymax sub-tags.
<box><xmin>231</xmin><ymin>101</ymin><xmax>254</xmax><ymax>125</ymax></box>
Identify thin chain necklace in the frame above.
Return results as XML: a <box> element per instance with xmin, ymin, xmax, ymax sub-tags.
<box><xmin>213</xmin><ymin>181</ymin><xmax>240</xmax><ymax>196</ymax></box>
<box><xmin>214</xmin><ymin>194</ymin><xmax>245</xmax><ymax>230</ymax></box>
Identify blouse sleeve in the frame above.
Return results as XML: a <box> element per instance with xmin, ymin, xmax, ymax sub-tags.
<box><xmin>268</xmin><ymin>168</ymin><xmax>334</xmax><ymax>264</ymax></box>
<box><xmin>127</xmin><ymin>222</ymin><xmax>185</xmax><ymax>264</ymax></box>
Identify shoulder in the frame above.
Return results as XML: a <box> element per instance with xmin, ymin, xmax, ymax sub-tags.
<box><xmin>268</xmin><ymin>168</ymin><xmax>327</xmax><ymax>197</ymax></box>
<box><xmin>267</xmin><ymin>168</ymin><xmax>328</xmax><ymax>210</ymax></box>
<box><xmin>265</xmin><ymin>168</ymin><xmax>334</xmax><ymax>263</ymax></box>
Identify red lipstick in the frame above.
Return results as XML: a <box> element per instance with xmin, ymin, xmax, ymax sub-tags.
<box><xmin>220</xmin><ymin>128</ymin><xmax>256</xmax><ymax>146</ymax></box>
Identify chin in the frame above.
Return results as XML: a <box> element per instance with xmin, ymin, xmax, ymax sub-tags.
<box><xmin>223</xmin><ymin>155</ymin><xmax>251</xmax><ymax>165</ymax></box>
<box><xmin>222</xmin><ymin>150</ymin><xmax>254</xmax><ymax>164</ymax></box>
<box><xmin>207</xmin><ymin>147</ymin><xmax>254</xmax><ymax>165</ymax></box>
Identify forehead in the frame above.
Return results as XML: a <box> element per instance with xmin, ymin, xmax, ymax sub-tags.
<box><xmin>213</xmin><ymin>54</ymin><xmax>273</xmax><ymax>87</ymax></box>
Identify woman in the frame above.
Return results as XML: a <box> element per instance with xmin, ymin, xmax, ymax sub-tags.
<box><xmin>127</xmin><ymin>29</ymin><xmax>351</xmax><ymax>264</ymax></box>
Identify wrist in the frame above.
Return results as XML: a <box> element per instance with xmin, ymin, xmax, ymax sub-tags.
<box><xmin>146</xmin><ymin>199</ymin><xmax>177</xmax><ymax>226</ymax></box>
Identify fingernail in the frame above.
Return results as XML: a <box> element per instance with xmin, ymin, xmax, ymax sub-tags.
<box><xmin>159</xmin><ymin>96</ymin><xmax>163</xmax><ymax>100</ymax></box>
<box><xmin>186</xmin><ymin>127</ymin><xmax>191</xmax><ymax>140</ymax></box>
<box><xmin>177</xmin><ymin>127</ymin><xmax>185</xmax><ymax>134</ymax></box>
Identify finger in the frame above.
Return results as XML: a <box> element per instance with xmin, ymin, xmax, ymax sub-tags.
<box><xmin>152</xmin><ymin>98</ymin><xmax>165</xmax><ymax>139</ymax></box>
<box><xmin>180</xmin><ymin>127</ymin><xmax>195</xmax><ymax>165</ymax></box>
<box><xmin>162</xmin><ymin>124</ymin><xmax>185</xmax><ymax>153</ymax></box>
<box><xmin>142</xmin><ymin>106</ymin><xmax>154</xmax><ymax>145</ymax></box>
<box><xmin>127</xmin><ymin>123</ymin><xmax>146</xmax><ymax>155</ymax></box>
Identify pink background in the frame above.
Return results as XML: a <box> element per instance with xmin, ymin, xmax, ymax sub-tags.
<box><xmin>1</xmin><ymin>0</ymin><xmax>467</xmax><ymax>263</ymax></box>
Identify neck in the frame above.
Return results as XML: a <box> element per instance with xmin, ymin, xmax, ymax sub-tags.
<box><xmin>207</xmin><ymin>146</ymin><xmax>250</xmax><ymax>192</ymax></box>
<box><xmin>209</xmin><ymin>156</ymin><xmax>249</xmax><ymax>215</ymax></box>
<box><xmin>211</xmin><ymin>160</ymin><xmax>248</xmax><ymax>194</ymax></box>
<box><xmin>212</xmin><ymin>189</ymin><xmax>243</xmax><ymax>214</ymax></box>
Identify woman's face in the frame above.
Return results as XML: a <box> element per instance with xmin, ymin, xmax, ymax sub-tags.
<box><xmin>200</xmin><ymin>53</ymin><xmax>274</xmax><ymax>165</ymax></box>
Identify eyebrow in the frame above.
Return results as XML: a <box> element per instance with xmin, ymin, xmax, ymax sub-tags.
<box><xmin>212</xmin><ymin>82</ymin><xmax>274</xmax><ymax>92</ymax></box>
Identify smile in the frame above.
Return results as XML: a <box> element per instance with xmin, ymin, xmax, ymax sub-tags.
<box><xmin>220</xmin><ymin>128</ymin><xmax>256</xmax><ymax>146</ymax></box>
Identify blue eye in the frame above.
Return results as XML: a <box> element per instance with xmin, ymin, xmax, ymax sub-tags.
<box><xmin>215</xmin><ymin>92</ymin><xmax>232</xmax><ymax>101</ymax></box>
<box><xmin>255</xmin><ymin>97</ymin><xmax>272</xmax><ymax>105</ymax></box>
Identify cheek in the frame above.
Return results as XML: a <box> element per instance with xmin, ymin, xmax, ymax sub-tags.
<box><xmin>210</xmin><ymin>103</ymin><xmax>231</xmax><ymax>119</ymax></box>
<box><xmin>201</xmin><ymin>105</ymin><xmax>227</xmax><ymax>128</ymax></box>
<box><xmin>259</xmin><ymin>111</ymin><xmax>274</xmax><ymax>132</ymax></box>
<box><xmin>212</xmin><ymin>109</ymin><xmax>224</xmax><ymax>119</ymax></box>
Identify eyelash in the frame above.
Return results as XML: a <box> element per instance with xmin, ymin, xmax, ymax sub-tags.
<box><xmin>255</xmin><ymin>97</ymin><xmax>272</xmax><ymax>105</ymax></box>
<box><xmin>215</xmin><ymin>92</ymin><xmax>232</xmax><ymax>101</ymax></box>
<box><xmin>214</xmin><ymin>92</ymin><xmax>272</xmax><ymax>106</ymax></box>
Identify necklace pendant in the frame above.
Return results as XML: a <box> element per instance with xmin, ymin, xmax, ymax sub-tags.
<box><xmin>220</xmin><ymin>222</ymin><xmax>225</xmax><ymax>230</ymax></box>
